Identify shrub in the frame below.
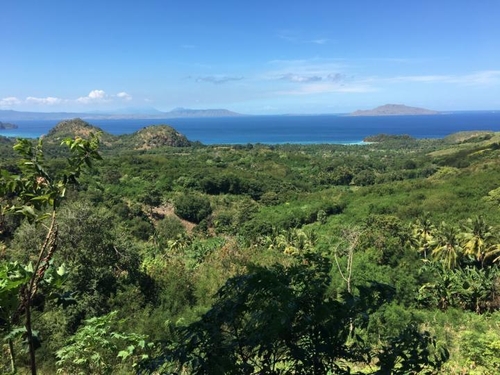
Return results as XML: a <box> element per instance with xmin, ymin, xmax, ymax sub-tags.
<box><xmin>174</xmin><ymin>194</ymin><xmax>212</xmax><ymax>224</ymax></box>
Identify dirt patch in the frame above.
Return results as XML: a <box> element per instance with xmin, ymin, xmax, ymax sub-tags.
<box><xmin>152</xmin><ymin>203</ymin><xmax>196</xmax><ymax>233</ymax></box>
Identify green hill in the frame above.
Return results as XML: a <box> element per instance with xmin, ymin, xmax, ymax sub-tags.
<box><xmin>117</xmin><ymin>125</ymin><xmax>192</xmax><ymax>150</ymax></box>
<box><xmin>44</xmin><ymin>118</ymin><xmax>115</xmax><ymax>142</ymax></box>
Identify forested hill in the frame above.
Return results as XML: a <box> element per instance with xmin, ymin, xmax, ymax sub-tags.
<box><xmin>43</xmin><ymin>118</ymin><xmax>192</xmax><ymax>149</ymax></box>
<box><xmin>116</xmin><ymin>125</ymin><xmax>192</xmax><ymax>149</ymax></box>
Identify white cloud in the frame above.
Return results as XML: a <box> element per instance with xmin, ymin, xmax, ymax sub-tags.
<box><xmin>0</xmin><ymin>89</ymin><xmax>132</xmax><ymax>110</ymax></box>
<box><xmin>265</xmin><ymin>59</ymin><xmax>347</xmax><ymax>80</ymax></box>
<box><xmin>277</xmin><ymin>31</ymin><xmax>330</xmax><ymax>45</ymax></box>
<box><xmin>279</xmin><ymin>73</ymin><xmax>323</xmax><ymax>83</ymax></box>
<box><xmin>310</xmin><ymin>38</ymin><xmax>329</xmax><ymax>45</ymax></box>
<box><xmin>77</xmin><ymin>89</ymin><xmax>108</xmax><ymax>103</ymax></box>
<box><xmin>26</xmin><ymin>96</ymin><xmax>63</xmax><ymax>105</ymax></box>
<box><xmin>276</xmin><ymin>82</ymin><xmax>376</xmax><ymax>96</ymax></box>
<box><xmin>88</xmin><ymin>89</ymin><xmax>106</xmax><ymax>99</ymax></box>
<box><xmin>383</xmin><ymin>70</ymin><xmax>500</xmax><ymax>86</ymax></box>
<box><xmin>0</xmin><ymin>97</ymin><xmax>21</xmax><ymax>107</ymax></box>
<box><xmin>195</xmin><ymin>76</ymin><xmax>244</xmax><ymax>84</ymax></box>
<box><xmin>117</xmin><ymin>92</ymin><xmax>132</xmax><ymax>100</ymax></box>
<box><xmin>460</xmin><ymin>70</ymin><xmax>500</xmax><ymax>85</ymax></box>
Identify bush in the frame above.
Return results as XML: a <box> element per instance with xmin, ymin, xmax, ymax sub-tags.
<box><xmin>156</xmin><ymin>216</ymin><xmax>185</xmax><ymax>242</ymax></box>
<box><xmin>174</xmin><ymin>194</ymin><xmax>212</xmax><ymax>224</ymax></box>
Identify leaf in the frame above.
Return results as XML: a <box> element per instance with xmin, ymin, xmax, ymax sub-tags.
<box><xmin>57</xmin><ymin>263</ymin><xmax>67</xmax><ymax>277</ymax></box>
<box><xmin>117</xmin><ymin>350</ymin><xmax>131</xmax><ymax>360</ymax></box>
<box><xmin>25</xmin><ymin>262</ymin><xmax>34</xmax><ymax>274</ymax></box>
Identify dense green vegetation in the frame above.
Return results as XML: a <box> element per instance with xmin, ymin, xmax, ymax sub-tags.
<box><xmin>1</xmin><ymin>119</ymin><xmax>500</xmax><ymax>373</ymax></box>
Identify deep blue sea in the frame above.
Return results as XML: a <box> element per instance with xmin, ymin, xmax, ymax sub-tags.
<box><xmin>1</xmin><ymin>112</ymin><xmax>500</xmax><ymax>145</ymax></box>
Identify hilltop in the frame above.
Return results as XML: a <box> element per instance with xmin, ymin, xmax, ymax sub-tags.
<box><xmin>44</xmin><ymin>118</ymin><xmax>115</xmax><ymax>142</ymax></box>
<box><xmin>351</xmin><ymin>104</ymin><xmax>439</xmax><ymax>116</ymax></box>
<box><xmin>42</xmin><ymin>118</ymin><xmax>191</xmax><ymax>150</ymax></box>
<box><xmin>117</xmin><ymin>125</ymin><xmax>192</xmax><ymax>149</ymax></box>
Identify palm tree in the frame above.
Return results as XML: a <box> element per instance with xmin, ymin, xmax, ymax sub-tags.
<box><xmin>461</xmin><ymin>216</ymin><xmax>499</xmax><ymax>268</ymax></box>
<box><xmin>430</xmin><ymin>222</ymin><xmax>463</xmax><ymax>269</ymax></box>
<box><xmin>399</xmin><ymin>222</ymin><xmax>419</xmax><ymax>249</ymax></box>
<box><xmin>413</xmin><ymin>214</ymin><xmax>435</xmax><ymax>259</ymax></box>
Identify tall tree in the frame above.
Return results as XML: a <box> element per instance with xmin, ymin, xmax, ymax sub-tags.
<box><xmin>0</xmin><ymin>135</ymin><xmax>101</xmax><ymax>374</ymax></box>
<box><xmin>461</xmin><ymin>216</ymin><xmax>499</xmax><ymax>268</ymax></box>
<box><xmin>413</xmin><ymin>214</ymin><xmax>435</xmax><ymax>259</ymax></box>
<box><xmin>430</xmin><ymin>222</ymin><xmax>463</xmax><ymax>269</ymax></box>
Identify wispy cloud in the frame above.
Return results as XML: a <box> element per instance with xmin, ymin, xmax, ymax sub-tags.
<box><xmin>266</xmin><ymin>58</ymin><xmax>347</xmax><ymax>78</ymax></box>
<box><xmin>277</xmin><ymin>30</ymin><xmax>330</xmax><ymax>45</ymax></box>
<box><xmin>277</xmin><ymin>72</ymin><xmax>348</xmax><ymax>84</ymax></box>
<box><xmin>456</xmin><ymin>70</ymin><xmax>500</xmax><ymax>85</ymax></box>
<box><xmin>0</xmin><ymin>97</ymin><xmax>21</xmax><ymax>107</ymax></box>
<box><xmin>279</xmin><ymin>73</ymin><xmax>323</xmax><ymax>83</ymax></box>
<box><xmin>276</xmin><ymin>82</ymin><xmax>376</xmax><ymax>96</ymax></box>
<box><xmin>76</xmin><ymin>89</ymin><xmax>131</xmax><ymax>103</ymax></box>
<box><xmin>261</xmin><ymin>58</ymin><xmax>367</xmax><ymax>95</ymax></box>
<box><xmin>310</xmin><ymin>38</ymin><xmax>329</xmax><ymax>45</ymax></box>
<box><xmin>0</xmin><ymin>90</ymin><xmax>133</xmax><ymax>109</ymax></box>
<box><xmin>326</xmin><ymin>73</ymin><xmax>347</xmax><ymax>83</ymax></box>
<box><xmin>195</xmin><ymin>75</ymin><xmax>244</xmax><ymax>84</ymax></box>
<box><xmin>117</xmin><ymin>92</ymin><xmax>132</xmax><ymax>101</ymax></box>
<box><xmin>26</xmin><ymin>96</ymin><xmax>63</xmax><ymax>105</ymax></box>
<box><xmin>383</xmin><ymin>70</ymin><xmax>500</xmax><ymax>85</ymax></box>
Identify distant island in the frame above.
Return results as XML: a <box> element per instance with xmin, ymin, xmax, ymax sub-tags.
<box><xmin>0</xmin><ymin>108</ymin><xmax>243</xmax><ymax>121</ymax></box>
<box><xmin>363</xmin><ymin>134</ymin><xmax>415</xmax><ymax>142</ymax></box>
<box><xmin>351</xmin><ymin>104</ymin><xmax>439</xmax><ymax>116</ymax></box>
<box><xmin>163</xmin><ymin>107</ymin><xmax>241</xmax><ymax>118</ymax></box>
<box><xmin>0</xmin><ymin>121</ymin><xmax>18</xmax><ymax>129</ymax></box>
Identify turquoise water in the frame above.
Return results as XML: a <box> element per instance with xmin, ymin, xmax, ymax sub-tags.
<box><xmin>1</xmin><ymin>112</ymin><xmax>500</xmax><ymax>144</ymax></box>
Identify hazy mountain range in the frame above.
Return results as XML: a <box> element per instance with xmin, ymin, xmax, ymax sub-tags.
<box><xmin>0</xmin><ymin>107</ymin><xmax>243</xmax><ymax>121</ymax></box>
<box><xmin>0</xmin><ymin>104</ymin><xmax>447</xmax><ymax>123</ymax></box>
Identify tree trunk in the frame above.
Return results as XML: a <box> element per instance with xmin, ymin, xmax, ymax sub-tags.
<box><xmin>25</xmin><ymin>302</ymin><xmax>37</xmax><ymax>375</ymax></box>
<box><xmin>8</xmin><ymin>338</ymin><xmax>16</xmax><ymax>374</ymax></box>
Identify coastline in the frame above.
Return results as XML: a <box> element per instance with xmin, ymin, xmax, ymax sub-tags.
<box><xmin>1</xmin><ymin>113</ymin><xmax>499</xmax><ymax>145</ymax></box>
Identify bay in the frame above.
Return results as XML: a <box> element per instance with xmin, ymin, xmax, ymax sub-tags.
<box><xmin>1</xmin><ymin>112</ymin><xmax>500</xmax><ymax>144</ymax></box>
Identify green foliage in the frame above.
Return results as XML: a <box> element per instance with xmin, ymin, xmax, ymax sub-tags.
<box><xmin>174</xmin><ymin>193</ymin><xmax>212</xmax><ymax>223</ymax></box>
<box><xmin>460</xmin><ymin>329</ymin><xmax>500</xmax><ymax>373</ymax></box>
<box><xmin>0</xmin><ymin>134</ymin><xmax>101</xmax><ymax>374</ymax></box>
<box><xmin>417</xmin><ymin>262</ymin><xmax>499</xmax><ymax>313</ymax></box>
<box><xmin>149</xmin><ymin>252</ymin><xmax>444</xmax><ymax>374</ymax></box>
<box><xmin>156</xmin><ymin>215</ymin><xmax>186</xmax><ymax>243</ymax></box>
<box><xmin>352</xmin><ymin>169</ymin><xmax>376</xmax><ymax>186</ymax></box>
<box><xmin>376</xmin><ymin>324</ymin><xmax>449</xmax><ymax>374</ymax></box>
<box><xmin>56</xmin><ymin>311</ymin><xmax>152</xmax><ymax>374</ymax></box>
<box><xmin>3</xmin><ymin>125</ymin><xmax>500</xmax><ymax>372</ymax></box>
<box><xmin>0</xmin><ymin>135</ymin><xmax>100</xmax><ymax>219</ymax></box>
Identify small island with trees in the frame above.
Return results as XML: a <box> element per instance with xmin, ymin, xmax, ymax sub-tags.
<box><xmin>351</xmin><ymin>104</ymin><xmax>440</xmax><ymax>116</ymax></box>
<box><xmin>0</xmin><ymin>121</ymin><xmax>18</xmax><ymax>129</ymax></box>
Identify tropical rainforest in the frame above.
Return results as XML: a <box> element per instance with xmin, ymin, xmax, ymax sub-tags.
<box><xmin>1</xmin><ymin>118</ymin><xmax>500</xmax><ymax>374</ymax></box>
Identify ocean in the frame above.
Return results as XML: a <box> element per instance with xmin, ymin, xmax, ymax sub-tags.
<box><xmin>1</xmin><ymin>112</ymin><xmax>500</xmax><ymax>145</ymax></box>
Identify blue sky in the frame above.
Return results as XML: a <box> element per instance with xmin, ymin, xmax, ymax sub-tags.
<box><xmin>1</xmin><ymin>0</ymin><xmax>500</xmax><ymax>114</ymax></box>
